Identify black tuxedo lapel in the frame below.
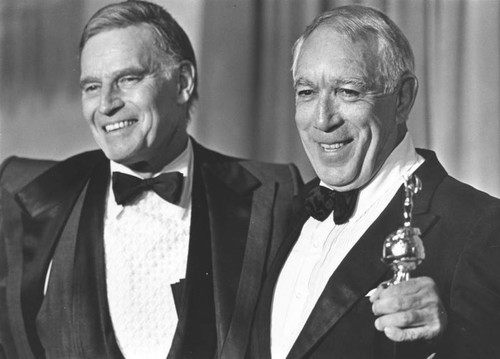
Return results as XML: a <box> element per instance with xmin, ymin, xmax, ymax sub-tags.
<box><xmin>68</xmin><ymin>158</ymin><xmax>123</xmax><ymax>358</ymax></box>
<box><xmin>1</xmin><ymin>151</ymin><xmax>107</xmax><ymax>358</ymax></box>
<box><xmin>169</xmin><ymin>143</ymin><xmax>219</xmax><ymax>358</ymax></box>
<box><xmin>215</xmin><ymin>161</ymin><xmax>279</xmax><ymax>359</ymax></box>
<box><xmin>407</xmin><ymin>150</ymin><xmax>446</xmax><ymax>254</ymax></box>
<box><xmin>251</xmin><ymin>181</ymin><xmax>314</xmax><ymax>359</ymax></box>
<box><xmin>412</xmin><ymin>149</ymin><xmax>447</xmax><ymax>217</ymax></box>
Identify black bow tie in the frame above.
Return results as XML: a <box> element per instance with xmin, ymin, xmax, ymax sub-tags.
<box><xmin>304</xmin><ymin>185</ymin><xmax>359</xmax><ymax>224</ymax></box>
<box><xmin>112</xmin><ymin>171</ymin><xmax>184</xmax><ymax>205</ymax></box>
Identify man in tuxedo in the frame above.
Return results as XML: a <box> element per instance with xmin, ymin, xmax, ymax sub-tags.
<box><xmin>244</xmin><ymin>5</ymin><xmax>500</xmax><ymax>359</ymax></box>
<box><xmin>0</xmin><ymin>1</ymin><xmax>301</xmax><ymax>358</ymax></box>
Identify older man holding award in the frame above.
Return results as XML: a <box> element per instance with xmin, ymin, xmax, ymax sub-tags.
<box><xmin>241</xmin><ymin>5</ymin><xmax>500</xmax><ymax>359</ymax></box>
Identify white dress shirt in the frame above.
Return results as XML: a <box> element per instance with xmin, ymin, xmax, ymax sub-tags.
<box><xmin>104</xmin><ymin>140</ymin><xmax>193</xmax><ymax>359</ymax></box>
<box><xmin>271</xmin><ymin>134</ymin><xmax>424</xmax><ymax>359</ymax></box>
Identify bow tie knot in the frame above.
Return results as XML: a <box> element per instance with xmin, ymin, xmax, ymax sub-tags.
<box><xmin>112</xmin><ymin>171</ymin><xmax>184</xmax><ymax>206</ymax></box>
<box><xmin>305</xmin><ymin>185</ymin><xmax>359</xmax><ymax>224</ymax></box>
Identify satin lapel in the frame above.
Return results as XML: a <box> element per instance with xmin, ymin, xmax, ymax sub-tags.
<box><xmin>251</xmin><ymin>203</ymin><xmax>311</xmax><ymax>359</ymax></box>
<box><xmin>413</xmin><ymin>149</ymin><xmax>447</xmax><ymax>218</ymax></box>
<box><xmin>2</xmin><ymin>151</ymin><xmax>106</xmax><ymax>358</ymax></box>
<box><xmin>169</xmin><ymin>146</ymin><xmax>217</xmax><ymax>358</ymax></box>
<box><xmin>34</xmin><ymin>178</ymin><xmax>89</xmax><ymax>357</ymax></box>
<box><xmin>409</xmin><ymin>149</ymin><xmax>445</xmax><ymax>271</ymax></box>
<box><xmin>71</xmin><ymin>159</ymin><xmax>124</xmax><ymax>358</ymax></box>
<box><xmin>217</xmin><ymin>165</ymin><xmax>276</xmax><ymax>359</ymax></box>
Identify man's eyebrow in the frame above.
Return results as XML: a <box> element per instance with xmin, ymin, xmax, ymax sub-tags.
<box><xmin>115</xmin><ymin>66</ymin><xmax>149</xmax><ymax>78</ymax></box>
<box><xmin>79</xmin><ymin>66</ymin><xmax>149</xmax><ymax>89</ymax></box>
<box><xmin>79</xmin><ymin>76</ymin><xmax>99</xmax><ymax>89</ymax></box>
<box><xmin>293</xmin><ymin>77</ymin><xmax>369</xmax><ymax>91</ymax></box>
<box><xmin>294</xmin><ymin>77</ymin><xmax>315</xmax><ymax>89</ymax></box>
<box><xmin>334</xmin><ymin>78</ymin><xmax>368</xmax><ymax>90</ymax></box>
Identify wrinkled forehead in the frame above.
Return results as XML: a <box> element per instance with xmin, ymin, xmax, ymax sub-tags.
<box><xmin>79</xmin><ymin>25</ymin><xmax>167</xmax><ymax>79</ymax></box>
<box><xmin>295</xmin><ymin>26</ymin><xmax>384</xmax><ymax>86</ymax></box>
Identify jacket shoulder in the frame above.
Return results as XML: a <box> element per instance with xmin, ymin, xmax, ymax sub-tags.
<box><xmin>0</xmin><ymin>150</ymin><xmax>105</xmax><ymax>194</ymax></box>
<box><xmin>241</xmin><ymin>160</ymin><xmax>303</xmax><ymax>190</ymax></box>
<box><xmin>417</xmin><ymin>148</ymin><xmax>500</xmax><ymax>216</ymax></box>
<box><xmin>435</xmin><ymin>175</ymin><xmax>500</xmax><ymax>213</ymax></box>
<box><xmin>193</xmin><ymin>140</ymin><xmax>304</xmax><ymax>194</ymax></box>
<box><xmin>0</xmin><ymin>156</ymin><xmax>57</xmax><ymax>194</ymax></box>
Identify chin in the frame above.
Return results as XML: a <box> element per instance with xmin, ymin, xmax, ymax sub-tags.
<box><xmin>103</xmin><ymin>149</ymin><xmax>133</xmax><ymax>164</ymax></box>
<box><xmin>316</xmin><ymin>165</ymin><xmax>361</xmax><ymax>190</ymax></box>
<box><xmin>316</xmin><ymin>171</ymin><xmax>347</xmax><ymax>188</ymax></box>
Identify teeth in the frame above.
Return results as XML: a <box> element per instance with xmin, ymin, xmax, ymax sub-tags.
<box><xmin>321</xmin><ymin>142</ymin><xmax>346</xmax><ymax>151</ymax></box>
<box><xmin>104</xmin><ymin>120</ymin><xmax>136</xmax><ymax>133</ymax></box>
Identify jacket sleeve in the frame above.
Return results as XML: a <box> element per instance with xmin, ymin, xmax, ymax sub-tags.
<box><xmin>0</xmin><ymin>158</ymin><xmax>18</xmax><ymax>359</ymax></box>
<box><xmin>0</xmin><ymin>156</ymin><xmax>56</xmax><ymax>359</ymax></box>
<box><xmin>437</xmin><ymin>202</ymin><xmax>500</xmax><ymax>359</ymax></box>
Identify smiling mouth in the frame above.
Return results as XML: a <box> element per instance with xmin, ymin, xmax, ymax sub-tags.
<box><xmin>103</xmin><ymin>120</ymin><xmax>138</xmax><ymax>133</ymax></box>
<box><xmin>320</xmin><ymin>140</ymin><xmax>352</xmax><ymax>152</ymax></box>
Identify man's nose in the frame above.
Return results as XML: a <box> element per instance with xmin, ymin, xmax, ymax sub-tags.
<box><xmin>99</xmin><ymin>85</ymin><xmax>124</xmax><ymax>115</ymax></box>
<box><xmin>314</xmin><ymin>92</ymin><xmax>343</xmax><ymax>131</ymax></box>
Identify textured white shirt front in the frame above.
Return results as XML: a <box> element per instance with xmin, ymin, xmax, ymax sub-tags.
<box><xmin>271</xmin><ymin>134</ymin><xmax>424</xmax><ymax>359</ymax></box>
<box><xmin>104</xmin><ymin>140</ymin><xmax>193</xmax><ymax>359</ymax></box>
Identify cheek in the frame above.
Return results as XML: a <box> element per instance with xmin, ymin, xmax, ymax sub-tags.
<box><xmin>370</xmin><ymin>114</ymin><xmax>396</xmax><ymax>146</ymax></box>
<box><xmin>295</xmin><ymin>107</ymin><xmax>314</xmax><ymax>135</ymax></box>
<box><xmin>145</xmin><ymin>97</ymin><xmax>180</xmax><ymax>137</ymax></box>
<box><xmin>371</xmin><ymin>100</ymin><xmax>398</xmax><ymax>136</ymax></box>
<box><xmin>296</xmin><ymin>118</ymin><xmax>312</xmax><ymax>149</ymax></box>
<box><xmin>142</xmin><ymin>87</ymin><xmax>171</xmax><ymax>117</ymax></box>
<box><xmin>81</xmin><ymin>98</ymin><xmax>97</xmax><ymax>124</ymax></box>
<box><xmin>360</xmin><ymin>119</ymin><xmax>397</xmax><ymax>173</ymax></box>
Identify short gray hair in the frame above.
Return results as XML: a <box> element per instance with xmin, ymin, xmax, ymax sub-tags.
<box><xmin>292</xmin><ymin>5</ymin><xmax>414</xmax><ymax>94</ymax></box>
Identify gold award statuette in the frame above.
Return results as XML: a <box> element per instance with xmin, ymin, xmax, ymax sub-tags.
<box><xmin>381</xmin><ymin>174</ymin><xmax>424</xmax><ymax>287</ymax></box>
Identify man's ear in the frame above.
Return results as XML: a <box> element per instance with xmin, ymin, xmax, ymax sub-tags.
<box><xmin>395</xmin><ymin>72</ymin><xmax>418</xmax><ymax>124</ymax></box>
<box><xmin>176</xmin><ymin>60</ymin><xmax>195</xmax><ymax>104</ymax></box>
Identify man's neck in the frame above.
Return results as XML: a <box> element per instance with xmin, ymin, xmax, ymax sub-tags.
<box><xmin>119</xmin><ymin>139</ymin><xmax>189</xmax><ymax>178</ymax></box>
<box><xmin>111</xmin><ymin>139</ymin><xmax>192</xmax><ymax>179</ymax></box>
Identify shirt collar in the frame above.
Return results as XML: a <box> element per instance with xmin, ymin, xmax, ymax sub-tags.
<box><xmin>354</xmin><ymin>133</ymin><xmax>424</xmax><ymax>219</ymax></box>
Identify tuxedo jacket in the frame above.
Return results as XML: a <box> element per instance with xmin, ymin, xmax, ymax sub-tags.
<box><xmin>247</xmin><ymin>149</ymin><xmax>500</xmax><ymax>359</ymax></box>
<box><xmin>0</xmin><ymin>141</ymin><xmax>302</xmax><ymax>359</ymax></box>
